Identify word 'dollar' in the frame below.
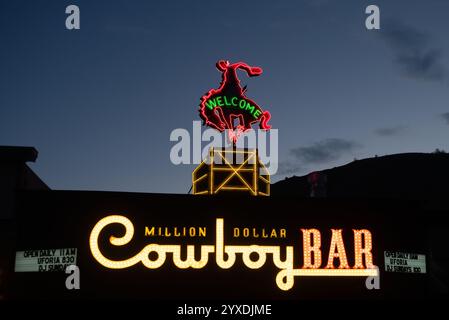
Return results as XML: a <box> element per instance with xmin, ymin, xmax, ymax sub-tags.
<box><xmin>89</xmin><ymin>216</ymin><xmax>378</xmax><ymax>291</ymax></box>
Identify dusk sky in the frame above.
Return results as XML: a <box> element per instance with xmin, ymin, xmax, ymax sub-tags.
<box><xmin>1</xmin><ymin>0</ymin><xmax>448</xmax><ymax>194</ymax></box>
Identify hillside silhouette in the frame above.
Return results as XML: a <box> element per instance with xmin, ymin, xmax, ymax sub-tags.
<box><xmin>272</xmin><ymin>152</ymin><xmax>449</xmax><ymax>199</ymax></box>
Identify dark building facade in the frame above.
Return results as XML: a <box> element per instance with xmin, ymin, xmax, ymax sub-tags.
<box><xmin>1</xmin><ymin>147</ymin><xmax>448</xmax><ymax>300</ymax></box>
<box><xmin>0</xmin><ymin>147</ymin><xmax>48</xmax><ymax>299</ymax></box>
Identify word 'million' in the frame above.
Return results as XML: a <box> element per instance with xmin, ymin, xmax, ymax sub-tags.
<box><xmin>144</xmin><ymin>225</ymin><xmax>286</xmax><ymax>238</ymax></box>
<box><xmin>89</xmin><ymin>216</ymin><xmax>378</xmax><ymax>291</ymax></box>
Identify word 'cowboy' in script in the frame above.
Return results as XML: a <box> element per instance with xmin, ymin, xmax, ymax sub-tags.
<box><xmin>89</xmin><ymin>216</ymin><xmax>378</xmax><ymax>291</ymax></box>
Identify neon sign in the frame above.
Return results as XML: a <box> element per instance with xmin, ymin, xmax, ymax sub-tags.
<box><xmin>90</xmin><ymin>215</ymin><xmax>378</xmax><ymax>291</ymax></box>
<box><xmin>192</xmin><ymin>148</ymin><xmax>270</xmax><ymax>196</ymax></box>
<box><xmin>199</xmin><ymin>60</ymin><xmax>272</xmax><ymax>143</ymax></box>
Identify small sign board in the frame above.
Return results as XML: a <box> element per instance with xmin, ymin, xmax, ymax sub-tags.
<box><xmin>15</xmin><ymin>248</ymin><xmax>77</xmax><ymax>272</ymax></box>
<box><xmin>384</xmin><ymin>251</ymin><xmax>426</xmax><ymax>274</ymax></box>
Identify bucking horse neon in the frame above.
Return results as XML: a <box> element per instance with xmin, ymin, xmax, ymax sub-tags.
<box><xmin>199</xmin><ymin>60</ymin><xmax>272</xmax><ymax>143</ymax></box>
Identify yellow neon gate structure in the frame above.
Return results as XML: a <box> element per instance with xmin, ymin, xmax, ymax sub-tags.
<box><xmin>192</xmin><ymin>148</ymin><xmax>270</xmax><ymax>196</ymax></box>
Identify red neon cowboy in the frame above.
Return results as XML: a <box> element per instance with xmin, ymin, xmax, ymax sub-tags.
<box><xmin>199</xmin><ymin>60</ymin><xmax>271</xmax><ymax>143</ymax></box>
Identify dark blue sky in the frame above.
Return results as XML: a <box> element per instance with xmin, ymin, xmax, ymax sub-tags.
<box><xmin>1</xmin><ymin>0</ymin><xmax>448</xmax><ymax>193</ymax></box>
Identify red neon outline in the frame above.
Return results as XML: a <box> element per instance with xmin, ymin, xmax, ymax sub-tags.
<box><xmin>199</xmin><ymin>60</ymin><xmax>272</xmax><ymax>143</ymax></box>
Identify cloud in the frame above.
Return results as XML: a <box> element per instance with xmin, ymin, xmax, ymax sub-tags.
<box><xmin>290</xmin><ymin>138</ymin><xmax>361</xmax><ymax>164</ymax></box>
<box><xmin>380</xmin><ymin>21</ymin><xmax>447</xmax><ymax>82</ymax></box>
<box><xmin>442</xmin><ymin>112</ymin><xmax>449</xmax><ymax>125</ymax></box>
<box><xmin>374</xmin><ymin>126</ymin><xmax>407</xmax><ymax>136</ymax></box>
<box><xmin>276</xmin><ymin>161</ymin><xmax>306</xmax><ymax>175</ymax></box>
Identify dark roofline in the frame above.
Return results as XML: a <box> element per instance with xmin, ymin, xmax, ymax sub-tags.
<box><xmin>0</xmin><ymin>146</ymin><xmax>38</xmax><ymax>163</ymax></box>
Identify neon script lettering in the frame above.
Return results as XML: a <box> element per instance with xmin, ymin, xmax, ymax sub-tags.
<box><xmin>90</xmin><ymin>216</ymin><xmax>378</xmax><ymax>291</ymax></box>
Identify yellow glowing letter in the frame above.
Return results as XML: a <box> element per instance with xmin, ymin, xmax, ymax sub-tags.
<box><xmin>216</xmin><ymin>218</ymin><xmax>236</xmax><ymax>268</ymax></box>
<box><xmin>301</xmin><ymin>229</ymin><xmax>322</xmax><ymax>269</ymax></box>
<box><xmin>89</xmin><ymin>215</ymin><xmax>141</xmax><ymax>269</ymax></box>
<box><xmin>353</xmin><ymin>229</ymin><xmax>374</xmax><ymax>268</ymax></box>
<box><xmin>326</xmin><ymin>229</ymin><xmax>349</xmax><ymax>269</ymax></box>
